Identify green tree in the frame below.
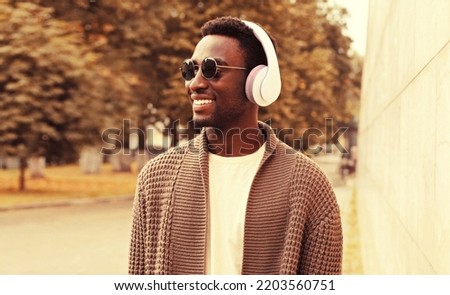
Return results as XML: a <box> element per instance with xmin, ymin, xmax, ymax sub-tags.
<box><xmin>0</xmin><ymin>1</ymin><xmax>123</xmax><ymax>189</ymax></box>
<box><xmin>30</xmin><ymin>0</ymin><xmax>172</xmax><ymax>148</ymax></box>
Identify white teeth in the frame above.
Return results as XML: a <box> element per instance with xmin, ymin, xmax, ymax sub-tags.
<box><xmin>193</xmin><ymin>99</ymin><xmax>214</xmax><ymax>105</ymax></box>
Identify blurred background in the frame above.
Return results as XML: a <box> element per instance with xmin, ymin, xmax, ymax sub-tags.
<box><xmin>0</xmin><ymin>0</ymin><xmax>449</xmax><ymax>274</ymax></box>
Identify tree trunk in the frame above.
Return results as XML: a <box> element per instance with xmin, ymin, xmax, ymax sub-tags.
<box><xmin>19</xmin><ymin>156</ymin><xmax>26</xmax><ymax>191</ymax></box>
<box><xmin>170</xmin><ymin>119</ymin><xmax>179</xmax><ymax>147</ymax></box>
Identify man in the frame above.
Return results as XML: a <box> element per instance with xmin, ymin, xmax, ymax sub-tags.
<box><xmin>129</xmin><ymin>16</ymin><xmax>342</xmax><ymax>275</ymax></box>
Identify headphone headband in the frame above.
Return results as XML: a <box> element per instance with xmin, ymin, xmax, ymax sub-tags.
<box><xmin>242</xmin><ymin>20</ymin><xmax>281</xmax><ymax>106</ymax></box>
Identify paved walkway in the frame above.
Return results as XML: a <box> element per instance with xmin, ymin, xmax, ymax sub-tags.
<box><xmin>0</xmin><ymin>198</ymin><xmax>133</xmax><ymax>274</ymax></box>
<box><xmin>0</xmin><ymin>153</ymin><xmax>362</xmax><ymax>274</ymax></box>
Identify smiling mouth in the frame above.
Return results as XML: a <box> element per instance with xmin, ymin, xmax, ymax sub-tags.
<box><xmin>193</xmin><ymin>99</ymin><xmax>215</xmax><ymax>106</ymax></box>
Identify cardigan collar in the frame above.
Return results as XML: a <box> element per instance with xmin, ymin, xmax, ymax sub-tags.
<box><xmin>171</xmin><ymin>121</ymin><xmax>287</xmax><ymax>274</ymax></box>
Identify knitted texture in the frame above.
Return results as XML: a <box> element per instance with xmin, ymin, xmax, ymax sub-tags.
<box><xmin>129</xmin><ymin>122</ymin><xmax>343</xmax><ymax>275</ymax></box>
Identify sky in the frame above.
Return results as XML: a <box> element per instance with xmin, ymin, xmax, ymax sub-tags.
<box><xmin>332</xmin><ymin>0</ymin><xmax>369</xmax><ymax>55</ymax></box>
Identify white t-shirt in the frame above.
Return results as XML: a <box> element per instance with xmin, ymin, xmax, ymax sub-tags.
<box><xmin>205</xmin><ymin>143</ymin><xmax>266</xmax><ymax>274</ymax></box>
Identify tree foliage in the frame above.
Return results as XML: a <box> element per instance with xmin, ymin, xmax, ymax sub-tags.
<box><xmin>0</xmin><ymin>0</ymin><xmax>137</xmax><ymax>162</ymax></box>
<box><xmin>1</xmin><ymin>1</ymin><xmax>96</xmax><ymax>161</ymax></box>
<box><xmin>1</xmin><ymin>0</ymin><xmax>362</xmax><ymax>165</ymax></box>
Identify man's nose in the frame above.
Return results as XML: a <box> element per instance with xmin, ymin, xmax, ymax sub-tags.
<box><xmin>188</xmin><ymin>68</ymin><xmax>208</xmax><ymax>92</ymax></box>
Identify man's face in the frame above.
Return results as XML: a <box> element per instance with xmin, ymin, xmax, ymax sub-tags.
<box><xmin>185</xmin><ymin>35</ymin><xmax>254</xmax><ymax>130</ymax></box>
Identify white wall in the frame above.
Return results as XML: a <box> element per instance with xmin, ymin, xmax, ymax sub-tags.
<box><xmin>358</xmin><ymin>0</ymin><xmax>450</xmax><ymax>274</ymax></box>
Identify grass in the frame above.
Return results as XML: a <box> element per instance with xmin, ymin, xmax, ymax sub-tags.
<box><xmin>342</xmin><ymin>186</ymin><xmax>364</xmax><ymax>274</ymax></box>
<box><xmin>0</xmin><ymin>164</ymin><xmax>138</xmax><ymax>209</ymax></box>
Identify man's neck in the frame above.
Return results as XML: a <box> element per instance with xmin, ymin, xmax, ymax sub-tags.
<box><xmin>205</xmin><ymin>124</ymin><xmax>265</xmax><ymax>157</ymax></box>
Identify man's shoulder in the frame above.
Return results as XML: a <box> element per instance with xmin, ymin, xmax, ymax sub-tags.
<box><xmin>272</xmin><ymin>139</ymin><xmax>329</xmax><ymax>180</ymax></box>
<box><xmin>139</xmin><ymin>140</ymin><xmax>192</xmax><ymax>176</ymax></box>
<box><xmin>272</xmin><ymin>138</ymin><xmax>310</xmax><ymax>162</ymax></box>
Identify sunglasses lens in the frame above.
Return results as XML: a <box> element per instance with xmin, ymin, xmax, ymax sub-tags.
<box><xmin>202</xmin><ymin>58</ymin><xmax>217</xmax><ymax>79</ymax></box>
<box><xmin>181</xmin><ymin>60</ymin><xmax>195</xmax><ymax>81</ymax></box>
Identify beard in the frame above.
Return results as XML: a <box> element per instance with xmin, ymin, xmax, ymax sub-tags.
<box><xmin>192</xmin><ymin>99</ymin><xmax>249</xmax><ymax>131</ymax></box>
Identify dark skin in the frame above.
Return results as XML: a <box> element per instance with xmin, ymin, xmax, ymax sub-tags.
<box><xmin>186</xmin><ymin>35</ymin><xmax>264</xmax><ymax>157</ymax></box>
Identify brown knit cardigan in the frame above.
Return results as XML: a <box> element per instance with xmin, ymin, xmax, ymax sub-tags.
<box><xmin>129</xmin><ymin>122</ymin><xmax>342</xmax><ymax>275</ymax></box>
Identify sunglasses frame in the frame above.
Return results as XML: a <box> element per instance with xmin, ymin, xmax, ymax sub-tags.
<box><xmin>180</xmin><ymin>57</ymin><xmax>247</xmax><ymax>81</ymax></box>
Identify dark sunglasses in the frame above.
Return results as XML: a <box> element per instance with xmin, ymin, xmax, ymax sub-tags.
<box><xmin>180</xmin><ymin>57</ymin><xmax>247</xmax><ymax>81</ymax></box>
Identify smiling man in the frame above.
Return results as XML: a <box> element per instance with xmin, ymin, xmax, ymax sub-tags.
<box><xmin>129</xmin><ymin>16</ymin><xmax>343</xmax><ymax>275</ymax></box>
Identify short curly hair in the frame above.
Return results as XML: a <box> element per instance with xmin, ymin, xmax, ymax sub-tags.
<box><xmin>201</xmin><ymin>16</ymin><xmax>276</xmax><ymax>71</ymax></box>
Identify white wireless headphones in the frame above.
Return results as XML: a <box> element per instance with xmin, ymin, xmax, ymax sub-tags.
<box><xmin>242</xmin><ymin>20</ymin><xmax>282</xmax><ymax>107</ymax></box>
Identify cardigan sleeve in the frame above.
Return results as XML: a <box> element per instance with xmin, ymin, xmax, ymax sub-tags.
<box><xmin>294</xmin><ymin>155</ymin><xmax>343</xmax><ymax>275</ymax></box>
<box><xmin>128</xmin><ymin>177</ymin><xmax>146</xmax><ymax>275</ymax></box>
<box><xmin>297</xmin><ymin>204</ymin><xmax>343</xmax><ymax>274</ymax></box>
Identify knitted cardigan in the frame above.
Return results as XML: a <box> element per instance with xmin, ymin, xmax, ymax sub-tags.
<box><xmin>129</xmin><ymin>122</ymin><xmax>342</xmax><ymax>275</ymax></box>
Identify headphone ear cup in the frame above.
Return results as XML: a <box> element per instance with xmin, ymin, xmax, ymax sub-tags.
<box><xmin>242</xmin><ymin>20</ymin><xmax>281</xmax><ymax>107</ymax></box>
<box><xmin>245</xmin><ymin>65</ymin><xmax>272</xmax><ymax>107</ymax></box>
